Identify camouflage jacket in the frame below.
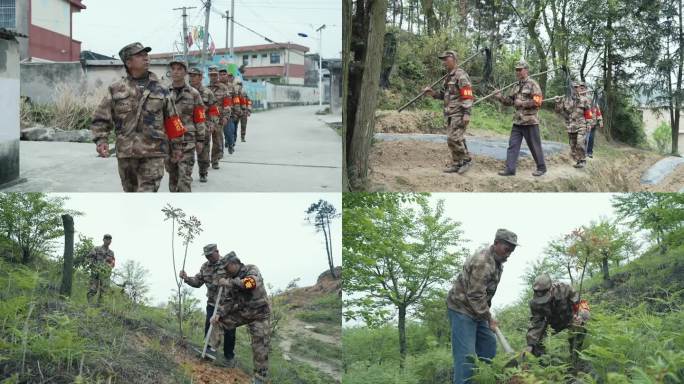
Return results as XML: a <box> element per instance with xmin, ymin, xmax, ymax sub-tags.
<box><xmin>216</xmin><ymin>264</ymin><xmax>270</xmax><ymax>319</ymax></box>
<box><xmin>231</xmin><ymin>83</ymin><xmax>244</xmax><ymax>118</ymax></box>
<box><xmin>170</xmin><ymin>83</ymin><xmax>207</xmax><ymax>146</ymax></box>
<box><xmin>499</xmin><ymin>77</ymin><xmax>543</xmax><ymax>125</ymax></box>
<box><xmin>87</xmin><ymin>246</ymin><xmax>115</xmax><ymax>267</ymax></box>
<box><xmin>184</xmin><ymin>258</ymin><xmax>229</xmax><ymax>305</ymax></box>
<box><xmin>91</xmin><ymin>71</ymin><xmax>183</xmax><ymax>158</ymax></box>
<box><xmin>526</xmin><ymin>282</ymin><xmax>580</xmax><ymax>347</ymax></box>
<box><xmin>447</xmin><ymin>246</ymin><xmax>503</xmax><ymax>321</ymax></box>
<box><xmin>208</xmin><ymin>82</ymin><xmax>232</xmax><ymax>120</ymax></box>
<box><xmin>555</xmin><ymin>94</ymin><xmax>593</xmax><ymax>133</ymax></box>
<box><xmin>432</xmin><ymin>67</ymin><xmax>473</xmax><ymax>117</ymax></box>
<box><xmin>193</xmin><ymin>84</ymin><xmax>221</xmax><ymax>133</ymax></box>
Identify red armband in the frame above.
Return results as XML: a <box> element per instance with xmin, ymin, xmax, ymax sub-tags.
<box><xmin>242</xmin><ymin>276</ymin><xmax>257</xmax><ymax>289</ymax></box>
<box><xmin>233</xmin><ymin>95</ymin><xmax>241</xmax><ymax>105</ymax></box>
<box><xmin>207</xmin><ymin>105</ymin><xmax>220</xmax><ymax>117</ymax></box>
<box><xmin>594</xmin><ymin>107</ymin><xmax>602</xmax><ymax>117</ymax></box>
<box><xmin>164</xmin><ymin>115</ymin><xmax>187</xmax><ymax>139</ymax></box>
<box><xmin>459</xmin><ymin>85</ymin><xmax>474</xmax><ymax>100</ymax></box>
<box><xmin>241</xmin><ymin>96</ymin><xmax>248</xmax><ymax>106</ymax></box>
<box><xmin>193</xmin><ymin>106</ymin><xmax>206</xmax><ymax>123</ymax></box>
<box><xmin>223</xmin><ymin>97</ymin><xmax>232</xmax><ymax>108</ymax></box>
<box><xmin>584</xmin><ymin>109</ymin><xmax>593</xmax><ymax>120</ymax></box>
<box><xmin>533</xmin><ymin>94</ymin><xmax>543</xmax><ymax>107</ymax></box>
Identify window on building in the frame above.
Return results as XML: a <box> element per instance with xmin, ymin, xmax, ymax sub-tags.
<box><xmin>270</xmin><ymin>52</ymin><xmax>280</xmax><ymax>64</ymax></box>
<box><xmin>0</xmin><ymin>0</ymin><xmax>16</xmax><ymax>30</ymax></box>
<box><xmin>242</xmin><ymin>54</ymin><xmax>249</xmax><ymax>66</ymax></box>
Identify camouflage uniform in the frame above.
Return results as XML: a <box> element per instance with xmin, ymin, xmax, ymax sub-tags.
<box><xmin>91</xmin><ymin>42</ymin><xmax>185</xmax><ymax>192</ymax></box>
<box><xmin>165</xmin><ymin>77</ymin><xmax>207</xmax><ymax>192</ymax></box>
<box><xmin>527</xmin><ymin>276</ymin><xmax>590</xmax><ymax>365</ymax></box>
<box><xmin>86</xmin><ymin>245</ymin><xmax>115</xmax><ymax>303</ymax></box>
<box><xmin>208</xmin><ymin>72</ymin><xmax>231</xmax><ymax>168</ymax></box>
<box><xmin>190</xmin><ymin>71</ymin><xmax>220</xmax><ymax>179</ymax></box>
<box><xmin>555</xmin><ymin>87</ymin><xmax>593</xmax><ymax>164</ymax></box>
<box><xmin>496</xmin><ymin>60</ymin><xmax>546</xmax><ymax>175</ymax></box>
<box><xmin>447</xmin><ymin>245</ymin><xmax>503</xmax><ymax>321</ymax></box>
<box><xmin>237</xmin><ymin>84</ymin><xmax>250</xmax><ymax>142</ymax></box>
<box><xmin>214</xmin><ymin>263</ymin><xmax>271</xmax><ymax>381</ymax></box>
<box><xmin>431</xmin><ymin>51</ymin><xmax>474</xmax><ymax>170</ymax></box>
<box><xmin>223</xmin><ymin>77</ymin><xmax>240</xmax><ymax>151</ymax></box>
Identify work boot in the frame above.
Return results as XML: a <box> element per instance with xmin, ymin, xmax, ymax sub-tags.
<box><xmin>457</xmin><ymin>159</ymin><xmax>472</xmax><ymax>174</ymax></box>
<box><xmin>228</xmin><ymin>146</ymin><xmax>234</xmax><ymax>154</ymax></box>
<box><xmin>573</xmin><ymin>161</ymin><xmax>584</xmax><ymax>169</ymax></box>
<box><xmin>212</xmin><ymin>163</ymin><xmax>219</xmax><ymax>170</ymax></box>
<box><xmin>241</xmin><ymin>137</ymin><xmax>246</xmax><ymax>142</ymax></box>
<box><xmin>532</xmin><ymin>169</ymin><xmax>546</xmax><ymax>177</ymax></box>
<box><xmin>222</xmin><ymin>357</ymin><xmax>237</xmax><ymax>368</ymax></box>
<box><xmin>443</xmin><ymin>162</ymin><xmax>461</xmax><ymax>173</ymax></box>
<box><xmin>200</xmin><ymin>174</ymin><xmax>208</xmax><ymax>183</ymax></box>
<box><xmin>498</xmin><ymin>169</ymin><xmax>515</xmax><ymax>176</ymax></box>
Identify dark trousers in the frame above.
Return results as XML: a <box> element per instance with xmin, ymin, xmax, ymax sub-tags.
<box><xmin>505</xmin><ymin>124</ymin><xmax>546</xmax><ymax>173</ymax></box>
<box><xmin>205</xmin><ymin>304</ymin><xmax>236</xmax><ymax>360</ymax></box>
<box><xmin>586</xmin><ymin>127</ymin><xmax>596</xmax><ymax>155</ymax></box>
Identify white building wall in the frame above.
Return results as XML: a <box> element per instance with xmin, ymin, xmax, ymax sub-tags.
<box><xmin>31</xmin><ymin>0</ymin><xmax>70</xmax><ymax>36</ymax></box>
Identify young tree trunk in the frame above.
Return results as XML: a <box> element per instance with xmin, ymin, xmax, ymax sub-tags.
<box><xmin>674</xmin><ymin>0</ymin><xmax>683</xmax><ymax>155</ymax></box>
<box><xmin>325</xmin><ymin>217</ymin><xmax>337</xmax><ymax>278</ymax></box>
<box><xmin>601</xmin><ymin>255</ymin><xmax>612</xmax><ymax>288</ymax></box>
<box><xmin>603</xmin><ymin>14</ymin><xmax>614</xmax><ymax>142</ymax></box>
<box><xmin>60</xmin><ymin>214</ymin><xmax>74</xmax><ymax>296</ymax></box>
<box><xmin>343</xmin><ymin>0</ymin><xmax>351</xmax><ymax>191</ymax></box>
<box><xmin>398</xmin><ymin>304</ymin><xmax>407</xmax><ymax>368</ymax></box>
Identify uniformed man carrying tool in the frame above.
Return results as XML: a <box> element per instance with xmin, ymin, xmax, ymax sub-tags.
<box><xmin>208</xmin><ymin>66</ymin><xmax>231</xmax><ymax>169</ymax></box>
<box><xmin>86</xmin><ymin>234</ymin><xmax>116</xmax><ymax>305</ymax></box>
<box><xmin>423</xmin><ymin>50</ymin><xmax>475</xmax><ymax>174</ymax></box>
<box><xmin>188</xmin><ymin>67</ymin><xmax>221</xmax><ymax>183</ymax></box>
<box><xmin>555</xmin><ymin>82</ymin><xmax>593</xmax><ymax>168</ymax></box>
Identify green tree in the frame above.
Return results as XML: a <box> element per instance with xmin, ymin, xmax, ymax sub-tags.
<box><xmin>613</xmin><ymin>193</ymin><xmax>682</xmax><ymax>254</ymax></box>
<box><xmin>0</xmin><ymin>193</ymin><xmax>80</xmax><ymax>264</ymax></box>
<box><xmin>343</xmin><ymin>193</ymin><xmax>466</xmax><ymax>366</ymax></box>
<box><xmin>305</xmin><ymin>199</ymin><xmax>341</xmax><ymax>278</ymax></box>
<box><xmin>118</xmin><ymin>260</ymin><xmax>150</xmax><ymax>305</ymax></box>
<box><xmin>544</xmin><ymin>234</ymin><xmax>579</xmax><ymax>285</ymax></box>
<box><xmin>73</xmin><ymin>234</ymin><xmax>95</xmax><ymax>269</ymax></box>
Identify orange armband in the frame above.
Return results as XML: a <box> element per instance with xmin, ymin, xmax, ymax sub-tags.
<box><xmin>459</xmin><ymin>85</ymin><xmax>474</xmax><ymax>100</ymax></box>
<box><xmin>584</xmin><ymin>109</ymin><xmax>593</xmax><ymax>120</ymax></box>
<box><xmin>207</xmin><ymin>105</ymin><xmax>220</xmax><ymax>117</ymax></box>
<box><xmin>222</xmin><ymin>97</ymin><xmax>232</xmax><ymax>108</ymax></box>
<box><xmin>233</xmin><ymin>95</ymin><xmax>241</xmax><ymax>105</ymax></box>
<box><xmin>193</xmin><ymin>106</ymin><xmax>206</xmax><ymax>123</ymax></box>
<box><xmin>243</xmin><ymin>276</ymin><xmax>257</xmax><ymax>289</ymax></box>
<box><xmin>164</xmin><ymin>115</ymin><xmax>187</xmax><ymax>139</ymax></box>
<box><xmin>533</xmin><ymin>94</ymin><xmax>543</xmax><ymax>107</ymax></box>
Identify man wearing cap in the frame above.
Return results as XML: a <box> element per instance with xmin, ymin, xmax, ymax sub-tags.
<box><xmin>219</xmin><ymin>70</ymin><xmax>239</xmax><ymax>153</ymax></box>
<box><xmin>554</xmin><ymin>81</ymin><xmax>593</xmax><ymax>168</ymax></box>
<box><xmin>211</xmin><ymin>253</ymin><xmax>270</xmax><ymax>384</ymax></box>
<box><xmin>422</xmin><ymin>50</ymin><xmax>475</xmax><ymax>174</ymax></box>
<box><xmin>237</xmin><ymin>81</ymin><xmax>252</xmax><ymax>143</ymax></box>
<box><xmin>446</xmin><ymin>229</ymin><xmax>518</xmax><ymax>384</ymax></box>
<box><xmin>179</xmin><ymin>244</ymin><xmax>237</xmax><ymax>366</ymax></box>
<box><xmin>91</xmin><ymin>42</ymin><xmax>184</xmax><ymax>192</ymax></box>
<box><xmin>86</xmin><ymin>234</ymin><xmax>116</xmax><ymax>304</ymax></box>
<box><xmin>208</xmin><ymin>66</ymin><xmax>231</xmax><ymax>169</ymax></box>
<box><xmin>166</xmin><ymin>60</ymin><xmax>207</xmax><ymax>192</ymax></box>
<box><xmin>494</xmin><ymin>60</ymin><xmax>546</xmax><ymax>177</ymax></box>
<box><xmin>189</xmin><ymin>67</ymin><xmax>221</xmax><ymax>183</ymax></box>
<box><xmin>525</xmin><ymin>274</ymin><xmax>590</xmax><ymax>367</ymax></box>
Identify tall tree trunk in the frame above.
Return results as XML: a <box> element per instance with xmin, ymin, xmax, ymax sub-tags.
<box><xmin>60</xmin><ymin>214</ymin><xmax>74</xmax><ymax>297</ymax></box>
<box><xmin>675</xmin><ymin>0</ymin><xmax>683</xmax><ymax>155</ymax></box>
<box><xmin>398</xmin><ymin>304</ymin><xmax>407</xmax><ymax>368</ymax></box>
<box><xmin>398</xmin><ymin>0</ymin><xmax>404</xmax><ymax>29</ymax></box>
<box><xmin>601</xmin><ymin>256</ymin><xmax>610</xmax><ymax>284</ymax></box>
<box><xmin>325</xmin><ymin>217</ymin><xmax>337</xmax><ymax>278</ymax></box>
<box><xmin>458</xmin><ymin>0</ymin><xmax>468</xmax><ymax>33</ymax></box>
<box><xmin>347</xmin><ymin>0</ymin><xmax>388</xmax><ymax>188</ymax></box>
<box><xmin>421</xmin><ymin>0</ymin><xmax>438</xmax><ymax>35</ymax></box>
<box><xmin>603</xmin><ymin>12</ymin><xmax>614</xmax><ymax>141</ymax></box>
<box><xmin>343</xmin><ymin>0</ymin><xmax>351</xmax><ymax>191</ymax></box>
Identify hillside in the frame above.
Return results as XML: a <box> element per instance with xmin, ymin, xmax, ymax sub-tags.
<box><xmin>0</xmin><ymin>257</ymin><xmax>342</xmax><ymax>384</ymax></box>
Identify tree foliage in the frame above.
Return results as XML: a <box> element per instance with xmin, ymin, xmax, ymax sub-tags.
<box><xmin>305</xmin><ymin>199</ymin><xmax>341</xmax><ymax>278</ymax></box>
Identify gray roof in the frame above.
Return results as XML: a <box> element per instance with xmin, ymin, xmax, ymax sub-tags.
<box><xmin>0</xmin><ymin>28</ymin><xmax>27</xmax><ymax>40</ymax></box>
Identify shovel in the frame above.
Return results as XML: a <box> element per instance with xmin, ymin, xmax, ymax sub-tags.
<box><xmin>493</xmin><ymin>325</ymin><xmax>527</xmax><ymax>368</ymax></box>
<box><xmin>201</xmin><ymin>285</ymin><xmax>224</xmax><ymax>360</ymax></box>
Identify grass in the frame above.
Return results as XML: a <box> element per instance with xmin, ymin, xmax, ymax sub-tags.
<box><xmin>291</xmin><ymin>333</ymin><xmax>342</xmax><ymax>364</ymax></box>
<box><xmin>294</xmin><ymin>292</ymin><xmax>342</xmax><ymax>330</ymax></box>
<box><xmin>21</xmin><ymin>82</ymin><xmax>106</xmax><ymax>132</ymax></box>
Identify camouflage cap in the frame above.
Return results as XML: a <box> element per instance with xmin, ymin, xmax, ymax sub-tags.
<box><xmin>103</xmin><ymin>234</ymin><xmax>112</xmax><ymax>239</ymax></box>
<box><xmin>203</xmin><ymin>243</ymin><xmax>218</xmax><ymax>256</ymax></box>
<box><xmin>208</xmin><ymin>65</ymin><xmax>219</xmax><ymax>74</ymax></box>
<box><xmin>188</xmin><ymin>67</ymin><xmax>202</xmax><ymax>75</ymax></box>
<box><xmin>168</xmin><ymin>59</ymin><xmax>187</xmax><ymax>70</ymax></box>
<box><xmin>438</xmin><ymin>50</ymin><xmax>457</xmax><ymax>60</ymax></box>
<box><xmin>218</xmin><ymin>67</ymin><xmax>228</xmax><ymax>73</ymax></box>
<box><xmin>533</xmin><ymin>274</ymin><xmax>552</xmax><ymax>291</ymax></box>
<box><xmin>223</xmin><ymin>251</ymin><xmax>241</xmax><ymax>264</ymax></box>
<box><xmin>495</xmin><ymin>228</ymin><xmax>519</xmax><ymax>246</ymax></box>
<box><xmin>515</xmin><ymin>59</ymin><xmax>529</xmax><ymax>69</ymax></box>
<box><xmin>118</xmin><ymin>42</ymin><xmax>151</xmax><ymax>62</ymax></box>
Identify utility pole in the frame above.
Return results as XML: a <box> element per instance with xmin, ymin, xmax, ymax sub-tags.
<box><xmin>316</xmin><ymin>24</ymin><xmax>326</xmax><ymax>107</ymax></box>
<box><xmin>173</xmin><ymin>6</ymin><xmax>196</xmax><ymax>67</ymax></box>
<box><xmin>230</xmin><ymin>0</ymin><xmax>235</xmax><ymax>63</ymax></box>
<box><xmin>200</xmin><ymin>0</ymin><xmax>211</xmax><ymax>70</ymax></box>
<box><xmin>222</xmin><ymin>10</ymin><xmax>229</xmax><ymax>50</ymax></box>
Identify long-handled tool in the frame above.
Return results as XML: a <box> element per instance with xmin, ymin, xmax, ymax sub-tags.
<box><xmin>397</xmin><ymin>48</ymin><xmax>490</xmax><ymax>112</ymax></box>
<box><xmin>201</xmin><ymin>285</ymin><xmax>224</xmax><ymax>359</ymax></box>
<box><xmin>473</xmin><ymin>67</ymin><xmax>561</xmax><ymax>106</ymax></box>
<box><xmin>493</xmin><ymin>326</ymin><xmax>515</xmax><ymax>354</ymax></box>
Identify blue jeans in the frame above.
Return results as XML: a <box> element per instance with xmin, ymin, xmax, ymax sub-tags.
<box><xmin>224</xmin><ymin>120</ymin><xmax>236</xmax><ymax>148</ymax></box>
<box><xmin>449</xmin><ymin>309</ymin><xmax>497</xmax><ymax>384</ymax></box>
<box><xmin>586</xmin><ymin>127</ymin><xmax>596</xmax><ymax>155</ymax></box>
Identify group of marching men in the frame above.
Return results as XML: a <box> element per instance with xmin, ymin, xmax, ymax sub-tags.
<box><xmin>422</xmin><ymin>50</ymin><xmax>604</xmax><ymax>176</ymax></box>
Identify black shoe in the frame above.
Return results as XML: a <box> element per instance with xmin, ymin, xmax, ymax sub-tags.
<box><xmin>498</xmin><ymin>170</ymin><xmax>515</xmax><ymax>176</ymax></box>
<box><xmin>228</xmin><ymin>146</ymin><xmax>234</xmax><ymax>154</ymax></box>
<box><xmin>573</xmin><ymin>161</ymin><xmax>584</xmax><ymax>169</ymax></box>
<box><xmin>200</xmin><ymin>174</ymin><xmax>208</xmax><ymax>182</ymax></box>
<box><xmin>443</xmin><ymin>163</ymin><xmax>461</xmax><ymax>173</ymax></box>
<box><xmin>457</xmin><ymin>160</ymin><xmax>472</xmax><ymax>174</ymax></box>
<box><xmin>241</xmin><ymin>138</ymin><xmax>246</xmax><ymax>142</ymax></box>
<box><xmin>532</xmin><ymin>169</ymin><xmax>546</xmax><ymax>177</ymax></box>
<box><xmin>212</xmin><ymin>163</ymin><xmax>219</xmax><ymax>170</ymax></box>
<box><xmin>587</xmin><ymin>154</ymin><xmax>593</xmax><ymax>158</ymax></box>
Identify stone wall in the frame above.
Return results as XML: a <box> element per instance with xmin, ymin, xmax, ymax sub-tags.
<box><xmin>0</xmin><ymin>37</ymin><xmax>21</xmax><ymax>186</ymax></box>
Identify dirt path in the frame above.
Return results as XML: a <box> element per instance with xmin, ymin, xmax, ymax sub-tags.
<box><xmin>367</xmin><ymin>139</ymin><xmax>682</xmax><ymax>192</ymax></box>
<box><xmin>173</xmin><ymin>345</ymin><xmax>252</xmax><ymax>384</ymax></box>
<box><xmin>278</xmin><ymin>315</ymin><xmax>342</xmax><ymax>381</ymax></box>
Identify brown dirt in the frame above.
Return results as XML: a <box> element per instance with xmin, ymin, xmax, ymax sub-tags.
<box><xmin>367</xmin><ymin>140</ymin><xmax>682</xmax><ymax>192</ymax></box>
<box><xmin>375</xmin><ymin>110</ymin><xmax>443</xmax><ymax>133</ymax></box>
<box><xmin>174</xmin><ymin>347</ymin><xmax>252</xmax><ymax>384</ymax></box>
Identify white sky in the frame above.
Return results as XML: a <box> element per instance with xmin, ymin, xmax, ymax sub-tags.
<box><xmin>72</xmin><ymin>0</ymin><xmax>342</xmax><ymax>59</ymax></box>
<box><xmin>57</xmin><ymin>193</ymin><xmax>341</xmax><ymax>307</ymax></box>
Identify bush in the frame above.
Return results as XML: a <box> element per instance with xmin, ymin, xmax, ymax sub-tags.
<box><xmin>21</xmin><ymin>82</ymin><xmax>106</xmax><ymax>131</ymax></box>
<box><xmin>653</xmin><ymin>121</ymin><xmax>672</xmax><ymax>154</ymax></box>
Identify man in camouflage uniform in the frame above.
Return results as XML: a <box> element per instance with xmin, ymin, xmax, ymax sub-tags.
<box><xmin>423</xmin><ymin>50</ymin><xmax>475</xmax><ymax>174</ymax></box>
<box><xmin>180</xmin><ymin>244</ymin><xmax>237</xmax><ymax>366</ymax></box>
<box><xmin>221</xmin><ymin>70</ymin><xmax>239</xmax><ymax>154</ymax></box>
<box><xmin>208</xmin><ymin>66</ymin><xmax>231</xmax><ymax>169</ymax></box>
<box><xmin>555</xmin><ymin>82</ymin><xmax>593</xmax><ymax>168</ymax></box>
<box><xmin>211</xmin><ymin>253</ymin><xmax>270</xmax><ymax>384</ymax></box>
<box><xmin>525</xmin><ymin>274</ymin><xmax>591</xmax><ymax>367</ymax></box>
<box><xmin>87</xmin><ymin>234</ymin><xmax>116</xmax><ymax>305</ymax></box>
<box><xmin>585</xmin><ymin>84</ymin><xmax>603</xmax><ymax>159</ymax></box>
<box><xmin>494</xmin><ymin>60</ymin><xmax>547</xmax><ymax>177</ymax></box>
<box><xmin>91</xmin><ymin>42</ymin><xmax>184</xmax><ymax>192</ymax></box>
<box><xmin>446</xmin><ymin>229</ymin><xmax>519</xmax><ymax>384</ymax></box>
<box><xmin>166</xmin><ymin>60</ymin><xmax>207</xmax><ymax>192</ymax></box>
<box><xmin>236</xmin><ymin>79</ymin><xmax>251</xmax><ymax>143</ymax></box>
<box><xmin>189</xmin><ymin>67</ymin><xmax>221</xmax><ymax>183</ymax></box>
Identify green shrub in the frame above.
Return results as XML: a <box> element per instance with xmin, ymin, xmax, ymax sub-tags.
<box><xmin>653</xmin><ymin>121</ymin><xmax>672</xmax><ymax>154</ymax></box>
